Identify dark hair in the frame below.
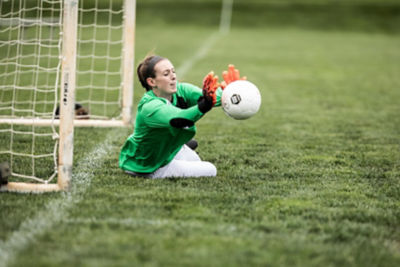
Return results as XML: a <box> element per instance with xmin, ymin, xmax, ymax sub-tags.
<box><xmin>137</xmin><ymin>55</ymin><xmax>165</xmax><ymax>91</ymax></box>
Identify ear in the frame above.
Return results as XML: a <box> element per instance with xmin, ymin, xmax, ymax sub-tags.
<box><xmin>146</xmin><ymin>77</ymin><xmax>156</xmax><ymax>88</ymax></box>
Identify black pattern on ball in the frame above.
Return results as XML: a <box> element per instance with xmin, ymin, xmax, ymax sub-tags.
<box><xmin>230</xmin><ymin>94</ymin><xmax>241</xmax><ymax>105</ymax></box>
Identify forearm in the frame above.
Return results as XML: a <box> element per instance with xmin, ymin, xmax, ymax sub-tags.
<box><xmin>144</xmin><ymin>101</ymin><xmax>204</xmax><ymax>128</ymax></box>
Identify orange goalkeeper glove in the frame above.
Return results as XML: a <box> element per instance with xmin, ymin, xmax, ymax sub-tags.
<box><xmin>198</xmin><ymin>71</ymin><xmax>219</xmax><ymax>113</ymax></box>
<box><xmin>202</xmin><ymin>71</ymin><xmax>219</xmax><ymax>105</ymax></box>
<box><xmin>220</xmin><ymin>64</ymin><xmax>247</xmax><ymax>89</ymax></box>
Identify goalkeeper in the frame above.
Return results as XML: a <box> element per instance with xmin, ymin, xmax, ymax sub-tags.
<box><xmin>119</xmin><ymin>55</ymin><xmax>244</xmax><ymax>178</ymax></box>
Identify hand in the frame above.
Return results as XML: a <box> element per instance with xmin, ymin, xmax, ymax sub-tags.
<box><xmin>202</xmin><ymin>71</ymin><xmax>219</xmax><ymax>105</ymax></box>
<box><xmin>198</xmin><ymin>71</ymin><xmax>219</xmax><ymax>113</ymax></box>
<box><xmin>220</xmin><ymin>64</ymin><xmax>246</xmax><ymax>89</ymax></box>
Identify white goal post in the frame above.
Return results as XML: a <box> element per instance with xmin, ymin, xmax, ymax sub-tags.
<box><xmin>0</xmin><ymin>0</ymin><xmax>135</xmax><ymax>192</ymax></box>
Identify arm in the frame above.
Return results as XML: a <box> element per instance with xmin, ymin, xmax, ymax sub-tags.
<box><xmin>142</xmin><ymin>98</ymin><xmax>204</xmax><ymax>129</ymax></box>
<box><xmin>178</xmin><ymin>82</ymin><xmax>223</xmax><ymax>108</ymax></box>
<box><xmin>176</xmin><ymin>83</ymin><xmax>202</xmax><ymax>107</ymax></box>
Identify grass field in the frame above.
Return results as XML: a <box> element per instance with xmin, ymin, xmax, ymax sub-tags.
<box><xmin>1</xmin><ymin>0</ymin><xmax>400</xmax><ymax>266</ymax></box>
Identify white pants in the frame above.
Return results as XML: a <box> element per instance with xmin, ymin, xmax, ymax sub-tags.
<box><xmin>127</xmin><ymin>145</ymin><xmax>217</xmax><ymax>179</ymax></box>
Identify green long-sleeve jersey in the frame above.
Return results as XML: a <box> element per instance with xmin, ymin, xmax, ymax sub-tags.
<box><xmin>119</xmin><ymin>82</ymin><xmax>222</xmax><ymax>174</ymax></box>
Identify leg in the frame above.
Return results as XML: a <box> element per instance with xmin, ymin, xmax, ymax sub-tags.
<box><xmin>174</xmin><ymin>145</ymin><xmax>201</xmax><ymax>161</ymax></box>
<box><xmin>150</xmin><ymin>159</ymin><xmax>217</xmax><ymax>179</ymax></box>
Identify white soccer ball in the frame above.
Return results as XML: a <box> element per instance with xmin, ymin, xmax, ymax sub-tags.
<box><xmin>221</xmin><ymin>80</ymin><xmax>261</xmax><ymax>120</ymax></box>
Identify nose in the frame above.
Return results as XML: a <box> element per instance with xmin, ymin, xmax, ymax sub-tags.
<box><xmin>171</xmin><ymin>72</ymin><xmax>176</xmax><ymax>80</ymax></box>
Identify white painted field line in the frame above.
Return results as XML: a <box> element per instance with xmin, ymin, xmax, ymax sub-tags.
<box><xmin>176</xmin><ymin>31</ymin><xmax>221</xmax><ymax>79</ymax></box>
<box><xmin>0</xmin><ymin>128</ymin><xmax>123</xmax><ymax>267</ymax></box>
<box><xmin>220</xmin><ymin>0</ymin><xmax>233</xmax><ymax>34</ymax></box>
<box><xmin>0</xmin><ymin>31</ymin><xmax>222</xmax><ymax>267</ymax></box>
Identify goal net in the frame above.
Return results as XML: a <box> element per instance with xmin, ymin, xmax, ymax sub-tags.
<box><xmin>0</xmin><ymin>0</ymin><xmax>135</xmax><ymax>192</ymax></box>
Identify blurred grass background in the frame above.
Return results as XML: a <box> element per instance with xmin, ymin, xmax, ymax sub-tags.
<box><xmin>2</xmin><ymin>0</ymin><xmax>399</xmax><ymax>33</ymax></box>
<box><xmin>135</xmin><ymin>0</ymin><xmax>400</xmax><ymax>33</ymax></box>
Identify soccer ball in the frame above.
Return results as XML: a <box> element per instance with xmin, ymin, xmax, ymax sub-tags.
<box><xmin>221</xmin><ymin>80</ymin><xmax>261</xmax><ymax>120</ymax></box>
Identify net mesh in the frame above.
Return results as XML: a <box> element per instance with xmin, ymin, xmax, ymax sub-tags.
<box><xmin>0</xmin><ymin>0</ymin><xmax>125</xmax><ymax>183</ymax></box>
<box><xmin>0</xmin><ymin>0</ymin><xmax>61</xmax><ymax>183</ymax></box>
<box><xmin>76</xmin><ymin>0</ymin><xmax>124</xmax><ymax>120</ymax></box>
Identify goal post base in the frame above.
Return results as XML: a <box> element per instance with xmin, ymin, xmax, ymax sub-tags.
<box><xmin>0</xmin><ymin>182</ymin><xmax>62</xmax><ymax>193</ymax></box>
<box><xmin>0</xmin><ymin>118</ymin><xmax>131</xmax><ymax>127</ymax></box>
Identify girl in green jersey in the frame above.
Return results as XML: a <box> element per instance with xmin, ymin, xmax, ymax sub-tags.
<box><xmin>119</xmin><ymin>55</ymin><xmax>243</xmax><ymax>178</ymax></box>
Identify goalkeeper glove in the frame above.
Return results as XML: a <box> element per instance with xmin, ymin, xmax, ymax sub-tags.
<box><xmin>220</xmin><ymin>64</ymin><xmax>247</xmax><ymax>89</ymax></box>
<box><xmin>198</xmin><ymin>71</ymin><xmax>219</xmax><ymax>113</ymax></box>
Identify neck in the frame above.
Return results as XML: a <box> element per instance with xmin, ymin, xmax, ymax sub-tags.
<box><xmin>153</xmin><ymin>89</ymin><xmax>172</xmax><ymax>102</ymax></box>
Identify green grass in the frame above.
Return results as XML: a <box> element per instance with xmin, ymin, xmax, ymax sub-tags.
<box><xmin>1</xmin><ymin>1</ymin><xmax>400</xmax><ymax>266</ymax></box>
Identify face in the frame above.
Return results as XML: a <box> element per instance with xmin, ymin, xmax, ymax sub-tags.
<box><xmin>147</xmin><ymin>59</ymin><xmax>177</xmax><ymax>98</ymax></box>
